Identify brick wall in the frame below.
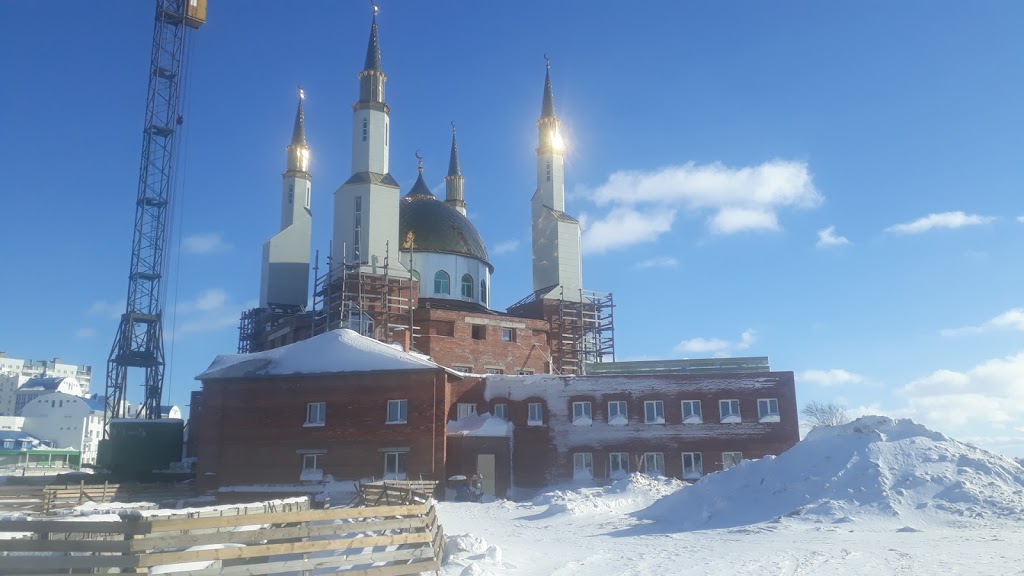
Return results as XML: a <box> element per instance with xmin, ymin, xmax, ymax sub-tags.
<box><xmin>196</xmin><ymin>369</ymin><xmax>450</xmax><ymax>490</ymax></box>
<box><xmin>414</xmin><ymin>307</ymin><xmax>550</xmax><ymax>375</ymax></box>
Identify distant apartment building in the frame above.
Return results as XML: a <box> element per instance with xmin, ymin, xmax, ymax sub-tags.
<box><xmin>0</xmin><ymin>353</ymin><xmax>93</xmax><ymax>390</ymax></box>
<box><xmin>20</xmin><ymin>392</ymin><xmax>107</xmax><ymax>465</ymax></box>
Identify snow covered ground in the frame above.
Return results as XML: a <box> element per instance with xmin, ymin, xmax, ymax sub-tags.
<box><xmin>437</xmin><ymin>417</ymin><xmax>1024</xmax><ymax>575</ymax></box>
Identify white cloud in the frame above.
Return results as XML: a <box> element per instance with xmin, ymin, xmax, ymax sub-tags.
<box><xmin>182</xmin><ymin>232</ymin><xmax>231</xmax><ymax>254</ymax></box>
<box><xmin>900</xmin><ymin>352</ymin><xmax>1024</xmax><ymax>428</ymax></box>
<box><xmin>886</xmin><ymin>211</ymin><xmax>996</xmax><ymax>234</ymax></box>
<box><xmin>674</xmin><ymin>329</ymin><xmax>757</xmax><ymax>356</ymax></box>
<box><xmin>816</xmin><ymin>225</ymin><xmax>850</xmax><ymax>248</ymax></box>
<box><xmin>493</xmin><ymin>240</ymin><xmax>520</xmax><ymax>255</ymax></box>
<box><xmin>176</xmin><ymin>288</ymin><xmax>230</xmax><ymax>314</ymax></box>
<box><xmin>88</xmin><ymin>300</ymin><xmax>123</xmax><ymax>319</ymax></box>
<box><xmin>709</xmin><ymin>208</ymin><xmax>779</xmax><ymax>234</ymax></box>
<box><xmin>75</xmin><ymin>328</ymin><xmax>96</xmax><ymax>339</ymax></box>
<box><xmin>581</xmin><ymin>206</ymin><xmax>676</xmax><ymax>254</ymax></box>
<box><xmin>799</xmin><ymin>368</ymin><xmax>866</xmax><ymax>387</ymax></box>
<box><xmin>941</xmin><ymin>308</ymin><xmax>1024</xmax><ymax>337</ymax></box>
<box><xmin>580</xmin><ymin>159</ymin><xmax>820</xmax><ymax>250</ymax></box>
<box><xmin>1018</xmin><ymin>216</ymin><xmax>1024</xmax><ymax>224</ymax></box>
<box><xmin>634</xmin><ymin>256</ymin><xmax>679</xmax><ymax>269</ymax></box>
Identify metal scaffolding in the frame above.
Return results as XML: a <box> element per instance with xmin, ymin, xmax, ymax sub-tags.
<box><xmin>551</xmin><ymin>288</ymin><xmax>616</xmax><ymax>375</ymax></box>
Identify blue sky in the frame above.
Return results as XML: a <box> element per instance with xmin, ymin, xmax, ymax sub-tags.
<box><xmin>2</xmin><ymin>2</ymin><xmax>1023</xmax><ymax>457</ymax></box>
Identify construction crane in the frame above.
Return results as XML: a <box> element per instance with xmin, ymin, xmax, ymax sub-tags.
<box><xmin>105</xmin><ymin>0</ymin><xmax>206</xmax><ymax>432</ymax></box>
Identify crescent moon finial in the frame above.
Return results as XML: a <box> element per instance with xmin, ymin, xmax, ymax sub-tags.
<box><xmin>544</xmin><ymin>53</ymin><xmax>551</xmax><ymax>68</ymax></box>
<box><xmin>371</xmin><ymin>1</ymin><xmax>379</xmax><ymax>16</ymax></box>
<box><xmin>451</xmin><ymin>120</ymin><xmax>456</xmax><ymax>135</ymax></box>
<box><xmin>415</xmin><ymin>149</ymin><xmax>423</xmax><ymax>173</ymax></box>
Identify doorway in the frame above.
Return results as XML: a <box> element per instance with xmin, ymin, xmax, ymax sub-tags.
<box><xmin>476</xmin><ymin>454</ymin><xmax>496</xmax><ymax>496</ymax></box>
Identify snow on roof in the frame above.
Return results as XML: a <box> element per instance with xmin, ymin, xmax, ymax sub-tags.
<box><xmin>632</xmin><ymin>416</ymin><xmax>1024</xmax><ymax>530</ymax></box>
<box><xmin>447</xmin><ymin>413</ymin><xmax>513</xmax><ymax>437</ymax></box>
<box><xmin>196</xmin><ymin>329</ymin><xmax>443</xmax><ymax>380</ymax></box>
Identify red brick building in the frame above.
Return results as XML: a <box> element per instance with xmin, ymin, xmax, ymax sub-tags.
<box><xmin>195</xmin><ymin>330</ymin><xmax>799</xmax><ymax>498</ymax></box>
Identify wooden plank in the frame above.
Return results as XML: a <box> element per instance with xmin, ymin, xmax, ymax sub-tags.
<box><xmin>0</xmin><ymin>538</ymin><xmax>132</xmax><ymax>553</ymax></box>
<box><xmin>133</xmin><ymin>513</ymin><xmax>433</xmax><ymax>550</ymax></box>
<box><xmin>0</xmin><ymin>519</ymin><xmax>152</xmax><ymax>534</ymax></box>
<box><xmin>194</xmin><ymin>544</ymin><xmax>438</xmax><ymax>576</ymax></box>
<box><xmin>137</xmin><ymin>531</ymin><xmax>434</xmax><ymax>567</ymax></box>
<box><xmin>147</xmin><ymin>503</ymin><xmax>429</xmax><ymax>533</ymax></box>
<box><xmin>0</xmin><ymin>553</ymin><xmax>138</xmax><ymax>571</ymax></box>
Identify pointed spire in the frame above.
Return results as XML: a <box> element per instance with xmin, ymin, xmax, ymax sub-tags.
<box><xmin>291</xmin><ymin>86</ymin><xmax>307</xmax><ymax>146</ymax></box>
<box><xmin>407</xmin><ymin>150</ymin><xmax>434</xmax><ymax>197</ymax></box>
<box><xmin>541</xmin><ymin>54</ymin><xmax>556</xmax><ymax>119</ymax></box>
<box><xmin>364</xmin><ymin>5</ymin><xmax>382</xmax><ymax>72</ymax></box>
<box><xmin>448</xmin><ymin>122</ymin><xmax>461</xmax><ymax>177</ymax></box>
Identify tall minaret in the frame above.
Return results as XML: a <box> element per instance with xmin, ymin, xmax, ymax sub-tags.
<box><xmin>531</xmin><ymin>57</ymin><xmax>582</xmax><ymax>300</ymax></box>
<box><xmin>260</xmin><ymin>88</ymin><xmax>313</xmax><ymax>310</ymax></box>
<box><xmin>333</xmin><ymin>7</ymin><xmax>405</xmax><ymax>275</ymax></box>
<box><xmin>445</xmin><ymin>122</ymin><xmax>466</xmax><ymax>215</ymax></box>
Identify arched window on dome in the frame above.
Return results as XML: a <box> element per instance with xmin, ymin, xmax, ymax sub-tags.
<box><xmin>434</xmin><ymin>271</ymin><xmax>450</xmax><ymax>295</ymax></box>
<box><xmin>461</xmin><ymin>274</ymin><xmax>474</xmax><ymax>299</ymax></box>
<box><xmin>480</xmin><ymin>279</ymin><xmax>487</xmax><ymax>303</ymax></box>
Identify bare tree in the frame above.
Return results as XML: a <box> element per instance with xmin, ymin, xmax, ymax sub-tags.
<box><xmin>801</xmin><ymin>401</ymin><xmax>849</xmax><ymax>427</ymax></box>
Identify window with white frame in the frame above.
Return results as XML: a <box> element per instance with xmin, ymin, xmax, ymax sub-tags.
<box><xmin>302</xmin><ymin>453</ymin><xmax>321</xmax><ymax>472</ymax></box>
<box><xmin>573</xmin><ymin>452</ymin><xmax>594</xmax><ymax>480</ymax></box>
<box><xmin>682</xmin><ymin>452</ymin><xmax>703</xmax><ymax>479</ymax></box>
<box><xmin>644</xmin><ymin>400</ymin><xmax>665</xmax><ymax>424</ymax></box>
<box><xmin>305</xmin><ymin>402</ymin><xmax>325</xmax><ymax>426</ymax></box>
<box><xmin>722</xmin><ymin>451</ymin><xmax>743</xmax><ymax>470</ymax></box>
<box><xmin>757</xmin><ymin>398</ymin><xmax>780</xmax><ymax>422</ymax></box>
<box><xmin>528</xmin><ymin>402</ymin><xmax>544</xmax><ymax>425</ymax></box>
<box><xmin>493</xmin><ymin>403</ymin><xmax>508</xmax><ymax>420</ymax></box>
<box><xmin>643</xmin><ymin>452</ymin><xmax>665</xmax><ymax>475</ymax></box>
<box><xmin>608</xmin><ymin>401</ymin><xmax>628</xmax><ymax>425</ymax></box>
<box><xmin>384</xmin><ymin>451</ymin><xmax>408</xmax><ymax>480</ymax></box>
<box><xmin>572</xmin><ymin>401</ymin><xmax>592</xmax><ymax>426</ymax></box>
<box><xmin>609</xmin><ymin>452</ymin><xmax>630</xmax><ymax>478</ymax></box>
<box><xmin>719</xmin><ymin>399</ymin><xmax>741</xmax><ymax>423</ymax></box>
<box><xmin>457</xmin><ymin>403</ymin><xmax>477</xmax><ymax>420</ymax></box>
<box><xmin>452</xmin><ymin>365</ymin><xmax>472</xmax><ymax>373</ymax></box>
<box><xmin>461</xmin><ymin>273</ymin><xmax>474</xmax><ymax>298</ymax></box>
<box><xmin>434</xmin><ymin>270</ymin><xmax>450</xmax><ymax>294</ymax></box>
<box><xmin>681</xmin><ymin>400</ymin><xmax>702</xmax><ymax>424</ymax></box>
<box><xmin>386</xmin><ymin>399</ymin><xmax>408</xmax><ymax>424</ymax></box>
<box><xmin>484</xmin><ymin>367</ymin><xmax>504</xmax><ymax>374</ymax></box>
<box><xmin>516</xmin><ymin>369</ymin><xmax>534</xmax><ymax>375</ymax></box>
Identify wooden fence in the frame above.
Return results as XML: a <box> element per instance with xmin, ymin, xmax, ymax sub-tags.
<box><xmin>0</xmin><ymin>482</ymin><xmax>197</xmax><ymax>515</ymax></box>
<box><xmin>353</xmin><ymin>480</ymin><xmax>439</xmax><ymax>507</ymax></box>
<box><xmin>0</xmin><ymin>502</ymin><xmax>444</xmax><ymax>575</ymax></box>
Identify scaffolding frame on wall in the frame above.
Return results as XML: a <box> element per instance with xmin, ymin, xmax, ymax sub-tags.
<box><xmin>551</xmin><ymin>288</ymin><xmax>616</xmax><ymax>375</ymax></box>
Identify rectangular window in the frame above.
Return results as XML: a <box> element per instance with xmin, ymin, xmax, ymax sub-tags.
<box><xmin>644</xmin><ymin>400</ymin><xmax>665</xmax><ymax>424</ymax></box>
<box><xmin>457</xmin><ymin>403</ymin><xmax>477</xmax><ymax>420</ymax></box>
<box><xmin>386</xmin><ymin>399</ymin><xmax>408</xmax><ymax>424</ymax></box>
<box><xmin>608</xmin><ymin>400</ymin><xmax>627</xmax><ymax>424</ymax></box>
<box><xmin>452</xmin><ymin>365</ymin><xmax>472</xmax><ymax>373</ymax></box>
<box><xmin>485</xmin><ymin>367</ymin><xmax>504</xmax><ymax>375</ymax></box>
<box><xmin>643</xmin><ymin>452</ymin><xmax>665</xmax><ymax>475</ymax></box>
<box><xmin>681</xmin><ymin>400</ymin><xmax>702</xmax><ymax>424</ymax></box>
<box><xmin>434</xmin><ymin>321</ymin><xmax>455</xmax><ymax>337</ymax></box>
<box><xmin>546</xmin><ymin>161</ymin><xmax>551</xmax><ymax>182</ymax></box>
<box><xmin>572</xmin><ymin>401</ymin><xmax>592</xmax><ymax>425</ymax></box>
<box><xmin>609</xmin><ymin>452</ymin><xmax>630</xmax><ymax>478</ymax></box>
<box><xmin>384</xmin><ymin>451</ymin><xmax>407</xmax><ymax>480</ymax></box>
<box><xmin>353</xmin><ymin>196</ymin><xmax>363</xmax><ymax>258</ymax></box>
<box><xmin>516</xmin><ymin>369</ymin><xmax>534</xmax><ymax>375</ymax></box>
<box><xmin>573</xmin><ymin>453</ymin><xmax>593</xmax><ymax>480</ymax></box>
<box><xmin>720</xmin><ymin>399</ymin><xmax>741</xmax><ymax>423</ymax></box>
<box><xmin>502</xmin><ymin>328</ymin><xmax>516</xmax><ymax>342</ymax></box>
<box><xmin>362</xmin><ymin>117</ymin><xmax>368</xmax><ymax>141</ymax></box>
<box><xmin>305</xmin><ymin>186</ymin><xmax>310</xmax><ymax>209</ymax></box>
<box><xmin>288</xmin><ymin>184</ymin><xmax>294</xmax><ymax>204</ymax></box>
<box><xmin>528</xmin><ymin>403</ymin><xmax>544</xmax><ymax>426</ymax></box>
<box><xmin>723</xmin><ymin>451</ymin><xmax>743</xmax><ymax>470</ymax></box>
<box><xmin>493</xmin><ymin>403</ymin><xmax>508</xmax><ymax>420</ymax></box>
<box><xmin>757</xmin><ymin>398</ymin><xmax>780</xmax><ymax>422</ymax></box>
<box><xmin>472</xmin><ymin>325</ymin><xmax>486</xmax><ymax>340</ymax></box>
<box><xmin>682</xmin><ymin>452</ymin><xmax>703</xmax><ymax>479</ymax></box>
<box><xmin>304</xmin><ymin>402</ymin><xmax>325</xmax><ymax>426</ymax></box>
<box><xmin>302</xmin><ymin>453</ymin><xmax>321</xmax><ymax>472</ymax></box>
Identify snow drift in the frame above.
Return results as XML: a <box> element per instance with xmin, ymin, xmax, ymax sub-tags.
<box><xmin>530</xmin><ymin>473</ymin><xmax>684</xmax><ymax>517</ymax></box>
<box><xmin>632</xmin><ymin>416</ymin><xmax>1024</xmax><ymax>531</ymax></box>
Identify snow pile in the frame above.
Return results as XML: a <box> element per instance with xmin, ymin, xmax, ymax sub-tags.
<box><xmin>532</xmin><ymin>473</ymin><xmax>684</xmax><ymax>516</ymax></box>
<box><xmin>447</xmin><ymin>413</ymin><xmax>513</xmax><ymax>437</ymax></box>
<box><xmin>634</xmin><ymin>416</ymin><xmax>1024</xmax><ymax>530</ymax></box>
<box><xmin>443</xmin><ymin>534</ymin><xmax>504</xmax><ymax>576</ymax></box>
<box><xmin>197</xmin><ymin>329</ymin><xmax>440</xmax><ymax>379</ymax></box>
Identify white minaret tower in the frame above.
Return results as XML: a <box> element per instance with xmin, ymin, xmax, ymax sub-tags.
<box><xmin>333</xmin><ymin>7</ymin><xmax>405</xmax><ymax>275</ymax></box>
<box><xmin>531</xmin><ymin>58</ymin><xmax>582</xmax><ymax>301</ymax></box>
<box><xmin>259</xmin><ymin>88</ymin><xmax>313</xmax><ymax>310</ymax></box>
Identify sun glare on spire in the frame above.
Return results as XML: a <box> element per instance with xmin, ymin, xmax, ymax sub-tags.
<box><xmin>550</xmin><ymin>129</ymin><xmax>566</xmax><ymax>153</ymax></box>
<box><xmin>298</xmin><ymin>147</ymin><xmax>310</xmax><ymax>172</ymax></box>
